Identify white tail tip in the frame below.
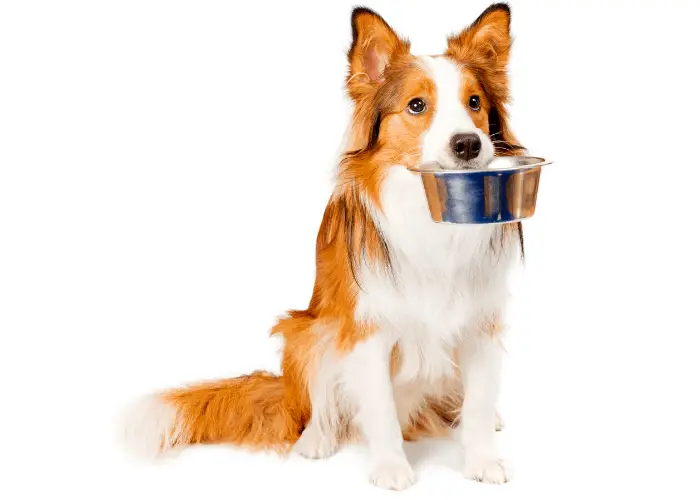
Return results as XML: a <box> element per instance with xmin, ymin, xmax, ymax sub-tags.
<box><xmin>119</xmin><ymin>394</ymin><xmax>184</xmax><ymax>461</ymax></box>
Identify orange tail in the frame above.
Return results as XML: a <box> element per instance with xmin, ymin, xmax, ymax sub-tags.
<box><xmin>122</xmin><ymin>371</ymin><xmax>304</xmax><ymax>459</ymax></box>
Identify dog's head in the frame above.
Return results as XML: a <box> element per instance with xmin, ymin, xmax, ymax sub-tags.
<box><xmin>342</xmin><ymin>3</ymin><xmax>522</xmax><ymax>181</ymax></box>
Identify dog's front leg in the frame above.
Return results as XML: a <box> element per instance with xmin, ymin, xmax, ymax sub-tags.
<box><xmin>459</xmin><ymin>324</ymin><xmax>512</xmax><ymax>484</ymax></box>
<box><xmin>341</xmin><ymin>333</ymin><xmax>414</xmax><ymax>491</ymax></box>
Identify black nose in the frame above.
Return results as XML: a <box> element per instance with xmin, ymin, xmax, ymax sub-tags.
<box><xmin>450</xmin><ymin>133</ymin><xmax>481</xmax><ymax>161</ymax></box>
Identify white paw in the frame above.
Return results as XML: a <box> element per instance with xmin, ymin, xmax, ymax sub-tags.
<box><xmin>369</xmin><ymin>454</ymin><xmax>416</xmax><ymax>491</ymax></box>
<box><xmin>464</xmin><ymin>456</ymin><xmax>513</xmax><ymax>484</ymax></box>
<box><xmin>293</xmin><ymin>424</ymin><xmax>337</xmax><ymax>459</ymax></box>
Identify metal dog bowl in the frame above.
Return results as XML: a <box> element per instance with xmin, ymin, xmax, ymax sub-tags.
<box><xmin>407</xmin><ymin>156</ymin><xmax>552</xmax><ymax>224</ymax></box>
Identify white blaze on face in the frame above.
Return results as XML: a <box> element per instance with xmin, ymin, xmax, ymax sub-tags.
<box><xmin>418</xmin><ymin>56</ymin><xmax>494</xmax><ymax>168</ymax></box>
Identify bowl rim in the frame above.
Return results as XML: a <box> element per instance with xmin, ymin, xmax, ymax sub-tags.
<box><xmin>406</xmin><ymin>156</ymin><xmax>553</xmax><ymax>175</ymax></box>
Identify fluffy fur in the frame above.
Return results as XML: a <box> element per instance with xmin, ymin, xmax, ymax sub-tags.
<box><xmin>122</xmin><ymin>3</ymin><xmax>527</xmax><ymax>490</ymax></box>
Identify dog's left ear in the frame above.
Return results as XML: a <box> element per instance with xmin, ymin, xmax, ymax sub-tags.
<box><xmin>446</xmin><ymin>3</ymin><xmax>511</xmax><ymax>71</ymax></box>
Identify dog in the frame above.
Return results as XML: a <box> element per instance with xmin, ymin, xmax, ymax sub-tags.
<box><xmin>123</xmin><ymin>3</ymin><xmax>527</xmax><ymax>490</ymax></box>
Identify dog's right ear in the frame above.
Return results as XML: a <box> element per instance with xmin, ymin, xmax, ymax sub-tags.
<box><xmin>347</xmin><ymin>8</ymin><xmax>409</xmax><ymax>92</ymax></box>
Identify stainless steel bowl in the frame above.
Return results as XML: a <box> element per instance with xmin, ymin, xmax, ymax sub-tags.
<box><xmin>407</xmin><ymin>156</ymin><xmax>552</xmax><ymax>224</ymax></box>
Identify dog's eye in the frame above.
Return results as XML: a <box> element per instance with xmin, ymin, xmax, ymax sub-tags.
<box><xmin>407</xmin><ymin>98</ymin><xmax>426</xmax><ymax>115</ymax></box>
<box><xmin>468</xmin><ymin>95</ymin><xmax>481</xmax><ymax>111</ymax></box>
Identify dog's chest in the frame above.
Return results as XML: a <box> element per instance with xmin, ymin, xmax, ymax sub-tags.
<box><xmin>358</xmin><ymin>261</ymin><xmax>475</xmax><ymax>383</ymax></box>
<box><xmin>355</xmin><ymin>166</ymin><xmax>513</xmax><ymax>383</ymax></box>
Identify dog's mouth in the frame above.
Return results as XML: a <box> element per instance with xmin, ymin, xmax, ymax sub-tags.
<box><xmin>414</xmin><ymin>153</ymin><xmax>495</xmax><ymax>172</ymax></box>
<box><xmin>436</xmin><ymin>159</ymin><xmax>488</xmax><ymax>171</ymax></box>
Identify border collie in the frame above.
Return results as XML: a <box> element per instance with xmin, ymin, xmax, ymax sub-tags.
<box><xmin>124</xmin><ymin>3</ymin><xmax>528</xmax><ymax>490</ymax></box>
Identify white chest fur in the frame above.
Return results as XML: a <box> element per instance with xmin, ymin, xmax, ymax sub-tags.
<box><xmin>355</xmin><ymin>166</ymin><xmax>517</xmax><ymax>384</ymax></box>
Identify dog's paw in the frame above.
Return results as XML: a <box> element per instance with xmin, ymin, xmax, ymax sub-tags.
<box><xmin>369</xmin><ymin>454</ymin><xmax>416</xmax><ymax>491</ymax></box>
<box><xmin>464</xmin><ymin>456</ymin><xmax>513</xmax><ymax>484</ymax></box>
<box><xmin>293</xmin><ymin>424</ymin><xmax>338</xmax><ymax>459</ymax></box>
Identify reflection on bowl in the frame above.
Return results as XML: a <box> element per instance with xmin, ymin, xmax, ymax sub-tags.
<box><xmin>407</xmin><ymin>156</ymin><xmax>552</xmax><ymax>224</ymax></box>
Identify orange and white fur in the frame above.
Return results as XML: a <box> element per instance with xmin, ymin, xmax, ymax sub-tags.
<box><xmin>123</xmin><ymin>3</ymin><xmax>528</xmax><ymax>491</ymax></box>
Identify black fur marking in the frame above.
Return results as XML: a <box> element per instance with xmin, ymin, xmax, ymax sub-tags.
<box><xmin>369</xmin><ymin>112</ymin><xmax>381</xmax><ymax>150</ymax></box>
<box><xmin>488</xmin><ymin>107</ymin><xmax>504</xmax><ymax>142</ymax></box>
<box><xmin>517</xmin><ymin>221</ymin><xmax>525</xmax><ymax>262</ymax></box>
<box><xmin>340</xmin><ymin>194</ymin><xmax>361</xmax><ymax>289</ymax></box>
<box><xmin>337</xmin><ymin>188</ymin><xmax>394</xmax><ymax>289</ymax></box>
<box><xmin>471</xmin><ymin>2</ymin><xmax>511</xmax><ymax>30</ymax></box>
<box><xmin>488</xmin><ymin>108</ymin><xmax>525</xmax><ymax>154</ymax></box>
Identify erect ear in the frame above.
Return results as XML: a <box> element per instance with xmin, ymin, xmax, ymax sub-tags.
<box><xmin>446</xmin><ymin>3</ymin><xmax>511</xmax><ymax>70</ymax></box>
<box><xmin>347</xmin><ymin>7</ymin><xmax>409</xmax><ymax>86</ymax></box>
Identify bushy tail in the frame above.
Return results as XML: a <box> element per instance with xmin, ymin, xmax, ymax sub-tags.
<box><xmin>121</xmin><ymin>371</ymin><xmax>303</xmax><ymax>459</ymax></box>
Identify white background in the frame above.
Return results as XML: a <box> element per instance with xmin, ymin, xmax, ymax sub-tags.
<box><xmin>2</xmin><ymin>1</ymin><xmax>699</xmax><ymax>498</ymax></box>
